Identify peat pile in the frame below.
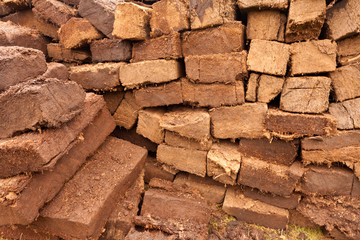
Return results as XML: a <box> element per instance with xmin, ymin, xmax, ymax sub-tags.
<box><xmin>0</xmin><ymin>0</ymin><xmax>360</xmax><ymax>239</ymax></box>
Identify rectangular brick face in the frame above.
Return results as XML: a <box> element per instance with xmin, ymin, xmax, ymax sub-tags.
<box><xmin>185</xmin><ymin>51</ymin><xmax>248</xmax><ymax>84</ymax></box>
<box><xmin>247</xmin><ymin>39</ymin><xmax>290</xmax><ymax>76</ymax></box>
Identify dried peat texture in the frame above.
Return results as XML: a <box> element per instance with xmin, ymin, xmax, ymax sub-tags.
<box><xmin>210</xmin><ymin>103</ymin><xmax>268</xmax><ymax>139</ymax></box>
<box><xmin>78</xmin><ymin>0</ymin><xmax>119</xmax><ymax>38</ymax></box>
<box><xmin>0</xmin><ymin>94</ymin><xmax>115</xmax><ymax>225</ymax></box>
<box><xmin>132</xmin><ymin>32</ymin><xmax>182</xmax><ymax>62</ymax></box>
<box><xmin>297</xmin><ymin>196</ymin><xmax>360</xmax><ymax>240</ymax></box>
<box><xmin>280</xmin><ymin>76</ymin><xmax>331</xmax><ymax>114</ymax></box>
<box><xmin>173</xmin><ymin>173</ymin><xmax>226</xmax><ymax>204</ymax></box>
<box><xmin>247</xmin><ymin>10</ymin><xmax>286</xmax><ymax>41</ymax></box>
<box><xmin>69</xmin><ymin>62</ymin><xmax>124</xmax><ymax>91</ymax></box>
<box><xmin>160</xmin><ymin>108</ymin><xmax>210</xmax><ymax>142</ymax></box>
<box><xmin>113</xmin><ymin>91</ymin><xmax>141</xmax><ymax>130</ymax></box>
<box><xmin>242</xmin><ymin>186</ymin><xmax>301</xmax><ymax>210</ymax></box>
<box><xmin>91</xmin><ymin>39</ymin><xmax>132</xmax><ymax>63</ymax></box>
<box><xmin>265</xmin><ymin>109</ymin><xmax>337</xmax><ymax>140</ymax></box>
<box><xmin>119</xmin><ymin>59</ymin><xmax>182</xmax><ymax>89</ymax></box>
<box><xmin>301</xmin><ymin>130</ymin><xmax>360</xmax><ymax>166</ymax></box>
<box><xmin>2</xmin><ymin>9</ymin><xmax>59</xmax><ymax>40</ymax></box>
<box><xmin>207</xmin><ymin>141</ymin><xmax>241</xmax><ymax>185</ymax></box>
<box><xmin>0</xmin><ymin>46</ymin><xmax>47</xmax><ymax>91</ymax></box>
<box><xmin>113</xmin><ymin>2</ymin><xmax>152</xmax><ymax>40</ymax></box>
<box><xmin>0</xmin><ymin>78</ymin><xmax>85</xmax><ymax>138</ymax></box>
<box><xmin>58</xmin><ymin>17</ymin><xmax>103</xmax><ymax>49</ymax></box>
<box><xmin>182</xmin><ymin>78</ymin><xmax>245</xmax><ymax>107</ymax></box>
<box><xmin>185</xmin><ymin>51</ymin><xmax>248</xmax><ymax>84</ymax></box>
<box><xmin>134</xmin><ymin>81</ymin><xmax>183</xmax><ymax>108</ymax></box>
<box><xmin>47</xmin><ymin>43</ymin><xmax>91</xmax><ymax>63</ymax></box>
<box><xmin>247</xmin><ymin>39</ymin><xmax>290</xmax><ymax>76</ymax></box>
<box><xmin>136</xmin><ymin>179</ymin><xmax>211</xmax><ymax>239</ymax></box>
<box><xmin>100</xmin><ymin>173</ymin><xmax>144</xmax><ymax>240</ymax></box>
<box><xmin>189</xmin><ymin>0</ymin><xmax>236</xmax><ymax>30</ymax></box>
<box><xmin>145</xmin><ymin>156</ymin><xmax>176</xmax><ymax>183</ymax></box>
<box><xmin>256</xmin><ymin>74</ymin><xmax>285</xmax><ymax>103</ymax></box>
<box><xmin>239</xmin><ymin>138</ymin><xmax>298</xmax><ymax>166</ymax></box>
<box><xmin>290</xmin><ymin>40</ymin><xmax>337</xmax><ymax>75</ymax></box>
<box><xmin>337</xmin><ymin>35</ymin><xmax>360</xmax><ymax>66</ymax></box>
<box><xmin>164</xmin><ymin>131</ymin><xmax>212</xmax><ymax>151</ymax></box>
<box><xmin>330</xmin><ymin>64</ymin><xmax>360</xmax><ymax>102</ymax></box>
<box><xmin>223</xmin><ymin>187</ymin><xmax>289</xmax><ymax>229</ymax></box>
<box><xmin>157</xmin><ymin>144</ymin><xmax>207</xmax><ymax>177</ymax></box>
<box><xmin>238</xmin><ymin>157</ymin><xmax>299</xmax><ymax>197</ymax></box>
<box><xmin>0</xmin><ymin>21</ymin><xmax>48</xmax><ymax>54</ymax></box>
<box><xmin>136</xmin><ymin>108</ymin><xmax>165</xmax><ymax>144</ymax></box>
<box><xmin>42</xmin><ymin>62</ymin><xmax>69</xmax><ymax>80</ymax></box>
<box><xmin>329</xmin><ymin>98</ymin><xmax>360</xmax><ymax>129</ymax></box>
<box><xmin>150</xmin><ymin>0</ymin><xmax>189</xmax><ymax>37</ymax></box>
<box><xmin>34</xmin><ymin>137</ymin><xmax>147</xmax><ymax>240</ymax></box>
<box><xmin>326</xmin><ymin>0</ymin><xmax>360</xmax><ymax>40</ymax></box>
<box><xmin>182</xmin><ymin>21</ymin><xmax>245</xmax><ymax>56</ymax></box>
<box><xmin>32</xmin><ymin>0</ymin><xmax>77</xmax><ymax>27</ymax></box>
<box><xmin>237</xmin><ymin>0</ymin><xmax>289</xmax><ymax>10</ymax></box>
<box><xmin>0</xmin><ymin>94</ymin><xmax>103</xmax><ymax>178</ymax></box>
<box><xmin>285</xmin><ymin>0</ymin><xmax>326</xmax><ymax>43</ymax></box>
<box><xmin>297</xmin><ymin>166</ymin><xmax>354</xmax><ymax>196</ymax></box>
<box><xmin>0</xmin><ymin>225</ymin><xmax>58</xmax><ymax>240</ymax></box>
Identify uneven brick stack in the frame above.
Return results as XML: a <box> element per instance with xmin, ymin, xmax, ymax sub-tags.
<box><xmin>1</xmin><ymin>0</ymin><xmax>360</xmax><ymax>239</ymax></box>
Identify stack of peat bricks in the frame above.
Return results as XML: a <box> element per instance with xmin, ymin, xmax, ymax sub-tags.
<box><xmin>1</xmin><ymin>0</ymin><xmax>360</xmax><ymax>239</ymax></box>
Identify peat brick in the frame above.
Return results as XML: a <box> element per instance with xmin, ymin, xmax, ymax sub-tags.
<box><xmin>58</xmin><ymin>17</ymin><xmax>102</xmax><ymax>49</ymax></box>
<box><xmin>113</xmin><ymin>2</ymin><xmax>151</xmax><ymax>40</ymax></box>
<box><xmin>102</xmin><ymin>91</ymin><xmax>125</xmax><ymax>115</ymax></box>
<box><xmin>0</xmin><ymin>78</ymin><xmax>85</xmax><ymax>139</ymax></box>
<box><xmin>337</xmin><ymin>35</ymin><xmax>360</xmax><ymax>66</ymax></box>
<box><xmin>0</xmin><ymin>21</ymin><xmax>48</xmax><ymax>54</ymax></box>
<box><xmin>210</xmin><ymin>103</ymin><xmax>268</xmax><ymax>139</ymax></box>
<box><xmin>247</xmin><ymin>39</ymin><xmax>290</xmax><ymax>76</ymax></box>
<box><xmin>301</xmin><ymin>130</ymin><xmax>360</xmax><ymax>166</ymax></box>
<box><xmin>150</xmin><ymin>0</ymin><xmax>189</xmax><ymax>37</ymax></box>
<box><xmin>42</xmin><ymin>62</ymin><xmax>69</xmax><ymax>80</ymax></box>
<box><xmin>134</xmin><ymin>80</ymin><xmax>183</xmax><ymax>108</ymax></box>
<box><xmin>285</xmin><ymin>0</ymin><xmax>326</xmax><ymax>43</ymax></box>
<box><xmin>207</xmin><ymin>141</ymin><xmax>241</xmax><ymax>185</ymax></box>
<box><xmin>329</xmin><ymin>98</ymin><xmax>360</xmax><ymax>129</ymax></box>
<box><xmin>265</xmin><ymin>109</ymin><xmax>337</xmax><ymax>139</ymax></box>
<box><xmin>257</xmin><ymin>74</ymin><xmax>285</xmax><ymax>103</ymax></box>
<box><xmin>189</xmin><ymin>0</ymin><xmax>236</xmax><ymax>30</ymax></box>
<box><xmin>181</xmin><ymin>21</ymin><xmax>245</xmax><ymax>57</ymax></box>
<box><xmin>330</xmin><ymin>64</ymin><xmax>360</xmax><ymax>102</ymax></box>
<box><xmin>326</xmin><ymin>0</ymin><xmax>360</xmax><ymax>40</ymax></box>
<box><xmin>32</xmin><ymin>0</ymin><xmax>77</xmax><ymax>27</ymax></box>
<box><xmin>0</xmin><ymin>46</ymin><xmax>47</xmax><ymax>91</ymax></box>
<box><xmin>157</xmin><ymin>144</ymin><xmax>207</xmax><ymax>177</ymax></box>
<box><xmin>280</xmin><ymin>76</ymin><xmax>331</xmax><ymax>114</ymax></box>
<box><xmin>238</xmin><ymin>157</ymin><xmax>297</xmax><ymax>196</ymax></box>
<box><xmin>290</xmin><ymin>40</ymin><xmax>337</xmax><ymax>75</ymax></box>
<box><xmin>160</xmin><ymin>108</ymin><xmax>210</xmax><ymax>142</ymax></box>
<box><xmin>144</xmin><ymin>156</ymin><xmax>175</xmax><ymax>183</ymax></box>
<box><xmin>132</xmin><ymin>32</ymin><xmax>181</xmax><ymax>62</ymax></box>
<box><xmin>223</xmin><ymin>187</ymin><xmax>289</xmax><ymax>229</ymax></box>
<box><xmin>136</xmin><ymin>108</ymin><xmax>165</xmax><ymax>144</ymax></box>
<box><xmin>173</xmin><ymin>173</ymin><xmax>226</xmax><ymax>204</ymax></box>
<box><xmin>113</xmin><ymin>91</ymin><xmax>141</xmax><ymax>130</ymax></box>
<box><xmin>185</xmin><ymin>51</ymin><xmax>248</xmax><ymax>84</ymax></box>
<box><xmin>297</xmin><ymin>166</ymin><xmax>354</xmax><ymax>196</ymax></box>
<box><xmin>239</xmin><ymin>138</ymin><xmax>298</xmax><ymax>166</ymax></box>
<box><xmin>69</xmin><ymin>62</ymin><xmax>123</xmax><ymax>91</ymax></box>
<box><xmin>90</xmin><ymin>39</ymin><xmax>132</xmax><ymax>63</ymax></box>
<box><xmin>247</xmin><ymin>10</ymin><xmax>286</xmax><ymax>41</ymax></box>
<box><xmin>119</xmin><ymin>59</ymin><xmax>182</xmax><ymax>89</ymax></box>
<box><xmin>182</xmin><ymin>78</ymin><xmax>245</xmax><ymax>107</ymax></box>
<box><xmin>47</xmin><ymin>43</ymin><xmax>90</xmax><ymax>63</ymax></box>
